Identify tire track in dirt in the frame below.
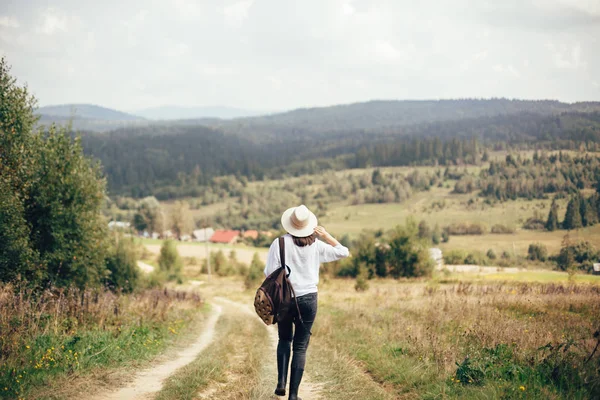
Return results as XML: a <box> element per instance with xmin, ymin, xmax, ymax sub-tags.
<box><xmin>90</xmin><ymin>304</ymin><xmax>222</xmax><ymax>400</ymax></box>
<box><xmin>214</xmin><ymin>297</ymin><xmax>323</xmax><ymax>399</ymax></box>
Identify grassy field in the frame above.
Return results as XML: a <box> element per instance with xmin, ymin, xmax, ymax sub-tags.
<box><xmin>155</xmin><ymin>161</ymin><xmax>597</xmax><ymax>264</ymax></box>
<box><xmin>0</xmin><ymin>285</ymin><xmax>207</xmax><ymax>400</ymax></box>
<box><xmin>312</xmin><ymin>278</ymin><xmax>600</xmax><ymax>399</ymax></box>
<box><xmin>185</xmin><ymin>273</ymin><xmax>600</xmax><ymax>399</ymax></box>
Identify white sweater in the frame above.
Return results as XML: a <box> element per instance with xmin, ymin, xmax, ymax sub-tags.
<box><xmin>263</xmin><ymin>234</ymin><xmax>350</xmax><ymax>297</ymax></box>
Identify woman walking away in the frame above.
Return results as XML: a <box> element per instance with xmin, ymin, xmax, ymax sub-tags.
<box><xmin>264</xmin><ymin>205</ymin><xmax>350</xmax><ymax>400</ymax></box>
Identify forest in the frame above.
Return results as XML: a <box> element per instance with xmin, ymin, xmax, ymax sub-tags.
<box><xmin>79</xmin><ymin>109</ymin><xmax>600</xmax><ymax>198</ymax></box>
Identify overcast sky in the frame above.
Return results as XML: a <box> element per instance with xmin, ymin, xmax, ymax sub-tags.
<box><xmin>0</xmin><ymin>0</ymin><xmax>599</xmax><ymax>111</ymax></box>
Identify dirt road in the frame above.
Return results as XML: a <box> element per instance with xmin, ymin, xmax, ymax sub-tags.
<box><xmin>90</xmin><ymin>304</ymin><xmax>222</xmax><ymax>400</ymax></box>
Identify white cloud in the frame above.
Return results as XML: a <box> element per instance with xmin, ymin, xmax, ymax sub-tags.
<box><xmin>37</xmin><ymin>8</ymin><xmax>68</xmax><ymax>35</ymax></box>
<box><xmin>224</xmin><ymin>0</ymin><xmax>254</xmax><ymax>25</ymax></box>
<box><xmin>493</xmin><ymin>64</ymin><xmax>521</xmax><ymax>78</ymax></box>
<box><xmin>373</xmin><ymin>40</ymin><xmax>402</xmax><ymax>62</ymax></box>
<box><xmin>172</xmin><ymin>0</ymin><xmax>202</xmax><ymax>19</ymax></box>
<box><xmin>342</xmin><ymin>3</ymin><xmax>355</xmax><ymax>15</ymax></box>
<box><xmin>0</xmin><ymin>16</ymin><xmax>20</xmax><ymax>28</ymax></box>
<box><xmin>547</xmin><ymin>42</ymin><xmax>587</xmax><ymax>69</ymax></box>
<box><xmin>1</xmin><ymin>0</ymin><xmax>598</xmax><ymax>109</ymax></box>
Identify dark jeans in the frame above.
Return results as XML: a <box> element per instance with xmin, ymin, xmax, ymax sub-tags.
<box><xmin>277</xmin><ymin>292</ymin><xmax>318</xmax><ymax>370</ymax></box>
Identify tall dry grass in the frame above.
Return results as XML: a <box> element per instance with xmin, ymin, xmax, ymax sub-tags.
<box><xmin>0</xmin><ymin>284</ymin><xmax>203</xmax><ymax>399</ymax></box>
<box><xmin>315</xmin><ymin>280</ymin><xmax>600</xmax><ymax>399</ymax></box>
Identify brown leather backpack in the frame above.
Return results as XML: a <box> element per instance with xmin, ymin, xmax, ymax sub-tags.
<box><xmin>254</xmin><ymin>237</ymin><xmax>299</xmax><ymax>325</ymax></box>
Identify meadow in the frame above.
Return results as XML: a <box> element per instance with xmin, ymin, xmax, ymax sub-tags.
<box><xmin>144</xmin><ymin>273</ymin><xmax>600</xmax><ymax>400</ymax></box>
<box><xmin>0</xmin><ymin>284</ymin><xmax>207</xmax><ymax>400</ymax></box>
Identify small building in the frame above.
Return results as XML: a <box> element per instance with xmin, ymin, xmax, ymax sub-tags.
<box><xmin>162</xmin><ymin>230</ymin><xmax>174</xmax><ymax>239</ymax></box>
<box><xmin>180</xmin><ymin>234</ymin><xmax>191</xmax><ymax>242</ymax></box>
<box><xmin>151</xmin><ymin>232</ymin><xmax>160</xmax><ymax>240</ymax></box>
<box><xmin>193</xmin><ymin>228</ymin><xmax>215</xmax><ymax>242</ymax></box>
<box><xmin>243</xmin><ymin>230</ymin><xmax>259</xmax><ymax>240</ymax></box>
<box><xmin>210</xmin><ymin>230</ymin><xmax>240</xmax><ymax>244</ymax></box>
<box><xmin>428</xmin><ymin>248</ymin><xmax>444</xmax><ymax>268</ymax></box>
<box><xmin>108</xmin><ymin>221</ymin><xmax>130</xmax><ymax>230</ymax></box>
<box><xmin>593</xmin><ymin>263</ymin><xmax>600</xmax><ymax>276</ymax></box>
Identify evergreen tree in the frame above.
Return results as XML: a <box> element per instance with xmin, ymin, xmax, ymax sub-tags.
<box><xmin>563</xmin><ymin>195</ymin><xmax>583</xmax><ymax>230</ymax></box>
<box><xmin>583</xmin><ymin>194</ymin><xmax>599</xmax><ymax>226</ymax></box>
<box><xmin>418</xmin><ymin>220</ymin><xmax>431</xmax><ymax>239</ymax></box>
<box><xmin>431</xmin><ymin>224</ymin><xmax>441</xmax><ymax>245</ymax></box>
<box><xmin>546</xmin><ymin>199</ymin><xmax>559</xmax><ymax>231</ymax></box>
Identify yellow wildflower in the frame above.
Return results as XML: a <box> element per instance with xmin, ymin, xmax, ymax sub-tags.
<box><xmin>519</xmin><ymin>386</ymin><xmax>525</xmax><ymax>391</ymax></box>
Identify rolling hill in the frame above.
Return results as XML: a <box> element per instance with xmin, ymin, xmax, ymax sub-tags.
<box><xmin>37</xmin><ymin>104</ymin><xmax>144</xmax><ymax>121</ymax></box>
<box><xmin>133</xmin><ymin>105</ymin><xmax>269</xmax><ymax>120</ymax></box>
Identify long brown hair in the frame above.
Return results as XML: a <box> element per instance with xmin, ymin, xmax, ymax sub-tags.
<box><xmin>292</xmin><ymin>233</ymin><xmax>316</xmax><ymax>247</ymax></box>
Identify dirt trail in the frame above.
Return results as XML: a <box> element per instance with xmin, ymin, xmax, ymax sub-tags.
<box><xmin>90</xmin><ymin>304</ymin><xmax>222</xmax><ymax>400</ymax></box>
<box><xmin>214</xmin><ymin>297</ymin><xmax>323</xmax><ymax>399</ymax></box>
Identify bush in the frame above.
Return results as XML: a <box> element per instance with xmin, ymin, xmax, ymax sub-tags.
<box><xmin>354</xmin><ymin>274</ymin><xmax>369</xmax><ymax>292</ymax></box>
<box><xmin>104</xmin><ymin>235</ymin><xmax>139</xmax><ymax>293</ymax></box>
<box><xmin>491</xmin><ymin>224</ymin><xmax>516</xmax><ymax>234</ymax></box>
<box><xmin>158</xmin><ymin>240</ymin><xmax>183</xmax><ymax>282</ymax></box>
<box><xmin>445</xmin><ymin>222</ymin><xmax>485</xmax><ymax>235</ymax></box>
<box><xmin>486</xmin><ymin>249</ymin><xmax>497</xmax><ymax>260</ymax></box>
<box><xmin>387</xmin><ymin>223</ymin><xmax>434</xmax><ymax>278</ymax></box>
<box><xmin>444</xmin><ymin>250</ymin><xmax>467</xmax><ymax>265</ymax></box>
<box><xmin>245</xmin><ymin>253</ymin><xmax>264</xmax><ymax>289</ymax></box>
<box><xmin>556</xmin><ymin>240</ymin><xmax>599</xmax><ymax>273</ymax></box>
<box><xmin>527</xmin><ymin>243</ymin><xmax>548</xmax><ymax>262</ymax></box>
<box><xmin>523</xmin><ymin>217</ymin><xmax>545</xmax><ymax>230</ymax></box>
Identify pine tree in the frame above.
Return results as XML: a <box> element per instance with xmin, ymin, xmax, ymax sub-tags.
<box><xmin>583</xmin><ymin>194</ymin><xmax>599</xmax><ymax>226</ymax></box>
<box><xmin>563</xmin><ymin>195</ymin><xmax>583</xmax><ymax>230</ymax></box>
<box><xmin>546</xmin><ymin>199</ymin><xmax>559</xmax><ymax>231</ymax></box>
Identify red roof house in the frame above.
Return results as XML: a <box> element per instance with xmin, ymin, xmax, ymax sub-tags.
<box><xmin>243</xmin><ymin>230</ymin><xmax>259</xmax><ymax>240</ymax></box>
<box><xmin>210</xmin><ymin>230</ymin><xmax>240</xmax><ymax>244</ymax></box>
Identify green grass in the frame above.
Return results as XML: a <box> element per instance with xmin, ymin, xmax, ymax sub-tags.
<box><xmin>314</xmin><ymin>279</ymin><xmax>600</xmax><ymax>399</ymax></box>
<box><xmin>0</xmin><ymin>293</ymin><xmax>209</xmax><ymax>400</ymax></box>
<box><xmin>155</xmin><ymin>306</ymin><xmax>269</xmax><ymax>400</ymax></box>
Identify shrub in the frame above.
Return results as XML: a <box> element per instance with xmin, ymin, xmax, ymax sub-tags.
<box><xmin>418</xmin><ymin>220</ymin><xmax>431</xmax><ymax>240</ymax></box>
<box><xmin>445</xmin><ymin>222</ymin><xmax>485</xmax><ymax>235</ymax></box>
<box><xmin>523</xmin><ymin>217</ymin><xmax>545</xmax><ymax>230</ymax></box>
<box><xmin>104</xmin><ymin>235</ymin><xmax>139</xmax><ymax>293</ymax></box>
<box><xmin>486</xmin><ymin>249</ymin><xmax>497</xmax><ymax>260</ymax></box>
<box><xmin>444</xmin><ymin>250</ymin><xmax>467</xmax><ymax>265</ymax></box>
<box><xmin>354</xmin><ymin>274</ymin><xmax>369</xmax><ymax>292</ymax></box>
<box><xmin>245</xmin><ymin>253</ymin><xmax>264</xmax><ymax>289</ymax></box>
<box><xmin>556</xmin><ymin>240</ymin><xmax>599</xmax><ymax>273</ymax></box>
<box><xmin>158</xmin><ymin>240</ymin><xmax>183</xmax><ymax>282</ymax></box>
<box><xmin>527</xmin><ymin>243</ymin><xmax>548</xmax><ymax>262</ymax></box>
<box><xmin>441</xmin><ymin>228</ymin><xmax>450</xmax><ymax>243</ymax></box>
<box><xmin>387</xmin><ymin>223</ymin><xmax>434</xmax><ymax>278</ymax></box>
<box><xmin>432</xmin><ymin>224</ymin><xmax>441</xmax><ymax>245</ymax></box>
<box><xmin>491</xmin><ymin>224</ymin><xmax>515</xmax><ymax>234</ymax></box>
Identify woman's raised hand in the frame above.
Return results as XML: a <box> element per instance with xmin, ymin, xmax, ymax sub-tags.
<box><xmin>314</xmin><ymin>226</ymin><xmax>328</xmax><ymax>238</ymax></box>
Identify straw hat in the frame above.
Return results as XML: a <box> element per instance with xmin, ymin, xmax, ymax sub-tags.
<box><xmin>281</xmin><ymin>205</ymin><xmax>318</xmax><ymax>237</ymax></box>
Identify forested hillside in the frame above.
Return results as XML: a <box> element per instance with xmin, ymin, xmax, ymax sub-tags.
<box><xmin>80</xmin><ymin>108</ymin><xmax>600</xmax><ymax>197</ymax></box>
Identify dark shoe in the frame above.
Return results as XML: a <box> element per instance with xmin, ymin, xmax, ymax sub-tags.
<box><xmin>288</xmin><ymin>368</ymin><xmax>304</xmax><ymax>400</ymax></box>
<box><xmin>276</xmin><ymin>345</ymin><xmax>290</xmax><ymax>397</ymax></box>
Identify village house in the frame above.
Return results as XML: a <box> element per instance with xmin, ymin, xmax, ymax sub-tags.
<box><xmin>242</xmin><ymin>230</ymin><xmax>259</xmax><ymax>240</ymax></box>
<box><xmin>210</xmin><ymin>230</ymin><xmax>240</xmax><ymax>244</ymax></box>
<box><xmin>193</xmin><ymin>227</ymin><xmax>215</xmax><ymax>242</ymax></box>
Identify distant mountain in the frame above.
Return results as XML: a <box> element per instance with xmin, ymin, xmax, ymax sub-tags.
<box><xmin>37</xmin><ymin>104</ymin><xmax>144</xmax><ymax>121</ymax></box>
<box><xmin>132</xmin><ymin>105</ymin><xmax>269</xmax><ymax>120</ymax></box>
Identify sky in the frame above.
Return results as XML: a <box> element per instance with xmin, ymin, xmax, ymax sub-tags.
<box><xmin>0</xmin><ymin>0</ymin><xmax>599</xmax><ymax>112</ymax></box>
